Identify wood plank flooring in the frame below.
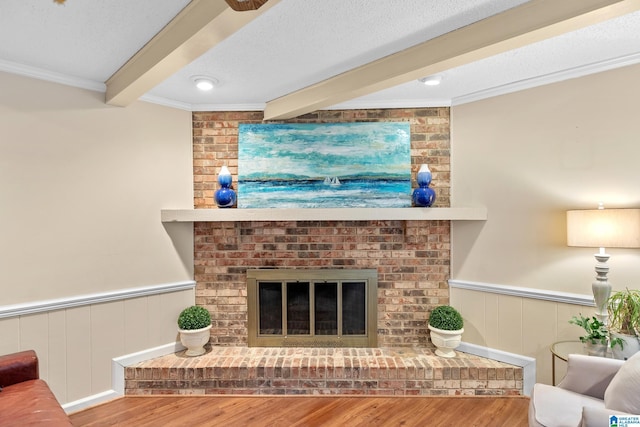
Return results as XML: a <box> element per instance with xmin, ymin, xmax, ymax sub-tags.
<box><xmin>69</xmin><ymin>395</ymin><xmax>530</xmax><ymax>426</ymax></box>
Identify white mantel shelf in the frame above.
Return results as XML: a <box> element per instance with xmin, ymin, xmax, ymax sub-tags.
<box><xmin>160</xmin><ymin>207</ymin><xmax>487</xmax><ymax>222</ymax></box>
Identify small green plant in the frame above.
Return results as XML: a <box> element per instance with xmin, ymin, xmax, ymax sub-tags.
<box><xmin>608</xmin><ymin>288</ymin><xmax>640</xmax><ymax>336</ymax></box>
<box><xmin>429</xmin><ymin>305</ymin><xmax>464</xmax><ymax>331</ymax></box>
<box><xmin>177</xmin><ymin>305</ymin><xmax>211</xmax><ymax>330</ymax></box>
<box><xmin>569</xmin><ymin>314</ymin><xmax>623</xmax><ymax>348</ymax></box>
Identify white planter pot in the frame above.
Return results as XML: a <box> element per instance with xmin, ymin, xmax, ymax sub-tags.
<box><xmin>428</xmin><ymin>325</ymin><xmax>464</xmax><ymax>358</ymax></box>
<box><xmin>179</xmin><ymin>324</ymin><xmax>212</xmax><ymax>356</ymax></box>
<box><xmin>583</xmin><ymin>341</ymin><xmax>608</xmax><ymax>357</ymax></box>
<box><xmin>611</xmin><ymin>331</ymin><xmax>640</xmax><ymax>360</ymax></box>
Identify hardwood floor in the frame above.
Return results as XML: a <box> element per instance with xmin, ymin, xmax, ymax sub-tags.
<box><xmin>69</xmin><ymin>395</ymin><xmax>530</xmax><ymax>426</ymax></box>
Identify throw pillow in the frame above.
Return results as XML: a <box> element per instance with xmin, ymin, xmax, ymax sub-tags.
<box><xmin>604</xmin><ymin>350</ymin><xmax>640</xmax><ymax>413</ymax></box>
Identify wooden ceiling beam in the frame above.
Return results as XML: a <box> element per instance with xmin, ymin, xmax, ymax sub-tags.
<box><xmin>224</xmin><ymin>0</ymin><xmax>270</xmax><ymax>11</ymax></box>
<box><xmin>264</xmin><ymin>0</ymin><xmax>640</xmax><ymax>120</ymax></box>
<box><xmin>106</xmin><ymin>0</ymin><xmax>279</xmax><ymax>107</ymax></box>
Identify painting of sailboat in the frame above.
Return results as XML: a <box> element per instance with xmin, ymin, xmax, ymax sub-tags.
<box><xmin>238</xmin><ymin>122</ymin><xmax>411</xmax><ymax>208</ymax></box>
<box><xmin>324</xmin><ymin>176</ymin><xmax>341</xmax><ymax>186</ymax></box>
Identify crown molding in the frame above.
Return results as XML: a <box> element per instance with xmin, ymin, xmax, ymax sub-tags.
<box><xmin>453</xmin><ymin>51</ymin><xmax>640</xmax><ymax>106</ymax></box>
<box><xmin>139</xmin><ymin>94</ymin><xmax>194</xmax><ymax>111</ymax></box>
<box><xmin>190</xmin><ymin>102</ymin><xmax>267</xmax><ymax>112</ymax></box>
<box><xmin>4</xmin><ymin>50</ymin><xmax>640</xmax><ymax>113</ymax></box>
<box><xmin>0</xmin><ymin>59</ymin><xmax>105</xmax><ymax>92</ymax></box>
<box><xmin>326</xmin><ymin>98</ymin><xmax>452</xmax><ymax>110</ymax></box>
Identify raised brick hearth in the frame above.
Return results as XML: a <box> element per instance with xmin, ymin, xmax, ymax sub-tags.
<box><xmin>125</xmin><ymin>347</ymin><xmax>523</xmax><ymax>396</ymax></box>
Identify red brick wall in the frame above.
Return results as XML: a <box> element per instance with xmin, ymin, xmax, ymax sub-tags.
<box><xmin>192</xmin><ymin>108</ymin><xmax>451</xmax><ymax>347</ymax></box>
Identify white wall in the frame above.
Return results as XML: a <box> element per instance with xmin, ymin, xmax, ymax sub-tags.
<box><xmin>0</xmin><ymin>71</ymin><xmax>195</xmax><ymax>405</ymax></box>
<box><xmin>0</xmin><ymin>71</ymin><xmax>194</xmax><ymax>304</ymax></box>
<box><xmin>451</xmin><ymin>62</ymin><xmax>640</xmax><ymax>383</ymax></box>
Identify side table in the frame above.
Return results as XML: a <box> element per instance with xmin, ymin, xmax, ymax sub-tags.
<box><xmin>550</xmin><ymin>340</ymin><xmax>586</xmax><ymax>385</ymax></box>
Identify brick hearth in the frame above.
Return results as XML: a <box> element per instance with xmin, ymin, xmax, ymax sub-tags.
<box><xmin>125</xmin><ymin>347</ymin><xmax>523</xmax><ymax>396</ymax></box>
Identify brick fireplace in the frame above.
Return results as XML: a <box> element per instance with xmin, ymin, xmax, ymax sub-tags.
<box><xmin>123</xmin><ymin>108</ymin><xmax>524</xmax><ymax>397</ymax></box>
<box><xmin>193</xmin><ymin>108</ymin><xmax>452</xmax><ymax>348</ymax></box>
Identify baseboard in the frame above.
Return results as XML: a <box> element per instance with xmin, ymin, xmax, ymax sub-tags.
<box><xmin>458</xmin><ymin>342</ymin><xmax>536</xmax><ymax>397</ymax></box>
<box><xmin>62</xmin><ymin>390</ymin><xmax>121</xmax><ymax>414</ymax></box>
<box><xmin>63</xmin><ymin>342</ymin><xmax>185</xmax><ymax>414</ymax></box>
<box><xmin>112</xmin><ymin>342</ymin><xmax>186</xmax><ymax>395</ymax></box>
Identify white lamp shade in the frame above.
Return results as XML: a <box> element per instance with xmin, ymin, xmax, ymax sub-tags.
<box><xmin>567</xmin><ymin>208</ymin><xmax>640</xmax><ymax>248</ymax></box>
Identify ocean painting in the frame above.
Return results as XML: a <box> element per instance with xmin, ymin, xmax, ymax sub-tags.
<box><xmin>238</xmin><ymin>122</ymin><xmax>411</xmax><ymax>208</ymax></box>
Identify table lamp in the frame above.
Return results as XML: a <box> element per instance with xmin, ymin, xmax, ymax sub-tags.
<box><xmin>566</xmin><ymin>205</ymin><xmax>640</xmax><ymax>324</ymax></box>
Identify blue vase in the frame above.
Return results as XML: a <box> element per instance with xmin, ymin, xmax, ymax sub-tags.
<box><xmin>412</xmin><ymin>164</ymin><xmax>436</xmax><ymax>207</ymax></box>
<box><xmin>214</xmin><ymin>165</ymin><xmax>236</xmax><ymax>208</ymax></box>
<box><xmin>416</xmin><ymin>165</ymin><xmax>432</xmax><ymax>187</ymax></box>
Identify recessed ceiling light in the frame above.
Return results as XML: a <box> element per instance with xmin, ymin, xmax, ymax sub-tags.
<box><xmin>419</xmin><ymin>75</ymin><xmax>442</xmax><ymax>86</ymax></box>
<box><xmin>191</xmin><ymin>76</ymin><xmax>218</xmax><ymax>91</ymax></box>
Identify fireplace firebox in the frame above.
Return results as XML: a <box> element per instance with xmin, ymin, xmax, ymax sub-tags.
<box><xmin>247</xmin><ymin>269</ymin><xmax>378</xmax><ymax>347</ymax></box>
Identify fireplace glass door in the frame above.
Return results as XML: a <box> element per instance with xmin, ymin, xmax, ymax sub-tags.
<box><xmin>248</xmin><ymin>269</ymin><xmax>377</xmax><ymax>347</ymax></box>
<box><xmin>315</xmin><ymin>282</ymin><xmax>337</xmax><ymax>335</ymax></box>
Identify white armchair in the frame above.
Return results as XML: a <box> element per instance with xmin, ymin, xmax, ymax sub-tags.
<box><xmin>529</xmin><ymin>351</ymin><xmax>640</xmax><ymax>426</ymax></box>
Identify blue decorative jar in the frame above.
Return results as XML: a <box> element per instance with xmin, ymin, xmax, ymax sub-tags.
<box><xmin>214</xmin><ymin>165</ymin><xmax>236</xmax><ymax>208</ymax></box>
<box><xmin>412</xmin><ymin>164</ymin><xmax>436</xmax><ymax>207</ymax></box>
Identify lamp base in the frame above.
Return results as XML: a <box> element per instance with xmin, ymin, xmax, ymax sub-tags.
<box><xmin>592</xmin><ymin>251</ymin><xmax>611</xmax><ymax>325</ymax></box>
<box><xmin>592</xmin><ymin>280</ymin><xmax>611</xmax><ymax>324</ymax></box>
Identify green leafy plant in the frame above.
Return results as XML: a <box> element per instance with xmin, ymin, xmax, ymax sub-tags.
<box><xmin>428</xmin><ymin>305</ymin><xmax>464</xmax><ymax>331</ymax></box>
<box><xmin>569</xmin><ymin>314</ymin><xmax>623</xmax><ymax>348</ymax></box>
<box><xmin>608</xmin><ymin>288</ymin><xmax>640</xmax><ymax>336</ymax></box>
<box><xmin>177</xmin><ymin>305</ymin><xmax>211</xmax><ymax>330</ymax></box>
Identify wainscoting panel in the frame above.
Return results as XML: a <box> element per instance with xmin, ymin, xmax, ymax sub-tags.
<box><xmin>91</xmin><ymin>301</ymin><xmax>125</xmax><ymax>395</ymax></box>
<box><xmin>450</xmin><ymin>280</ymin><xmax>592</xmax><ymax>384</ymax></box>
<box><xmin>522</xmin><ymin>299</ymin><xmax>559</xmax><ymax>365</ymax></box>
<box><xmin>124</xmin><ymin>297</ymin><xmax>149</xmax><ymax>354</ymax></box>
<box><xmin>66</xmin><ymin>306</ymin><xmax>93</xmax><ymax>402</ymax></box>
<box><xmin>497</xmin><ymin>295</ymin><xmax>524</xmax><ymax>355</ymax></box>
<box><xmin>0</xmin><ymin>282</ymin><xmax>195</xmax><ymax>405</ymax></box>
<box><xmin>0</xmin><ymin>317</ymin><xmax>19</xmax><ymax>355</ymax></box>
<box><xmin>49</xmin><ymin>310</ymin><xmax>68</xmax><ymax>403</ymax></box>
<box><xmin>19</xmin><ymin>312</ymin><xmax>49</xmax><ymax>376</ymax></box>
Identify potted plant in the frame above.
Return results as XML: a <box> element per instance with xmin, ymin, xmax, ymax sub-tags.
<box><xmin>607</xmin><ymin>288</ymin><xmax>640</xmax><ymax>360</ymax></box>
<box><xmin>177</xmin><ymin>305</ymin><xmax>212</xmax><ymax>356</ymax></box>
<box><xmin>568</xmin><ymin>314</ymin><xmax>622</xmax><ymax>357</ymax></box>
<box><xmin>428</xmin><ymin>305</ymin><xmax>464</xmax><ymax>358</ymax></box>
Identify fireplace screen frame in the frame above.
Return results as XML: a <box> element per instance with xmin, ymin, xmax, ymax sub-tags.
<box><xmin>247</xmin><ymin>269</ymin><xmax>378</xmax><ymax>347</ymax></box>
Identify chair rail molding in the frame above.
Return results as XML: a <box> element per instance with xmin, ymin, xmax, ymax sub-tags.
<box><xmin>0</xmin><ymin>281</ymin><xmax>196</xmax><ymax>319</ymax></box>
<box><xmin>448</xmin><ymin>279</ymin><xmax>594</xmax><ymax>306</ymax></box>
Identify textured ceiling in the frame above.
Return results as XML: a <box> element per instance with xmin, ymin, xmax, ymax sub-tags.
<box><xmin>0</xmin><ymin>0</ymin><xmax>191</xmax><ymax>83</ymax></box>
<box><xmin>147</xmin><ymin>0</ymin><xmax>530</xmax><ymax>106</ymax></box>
<box><xmin>1</xmin><ymin>0</ymin><xmax>640</xmax><ymax>112</ymax></box>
